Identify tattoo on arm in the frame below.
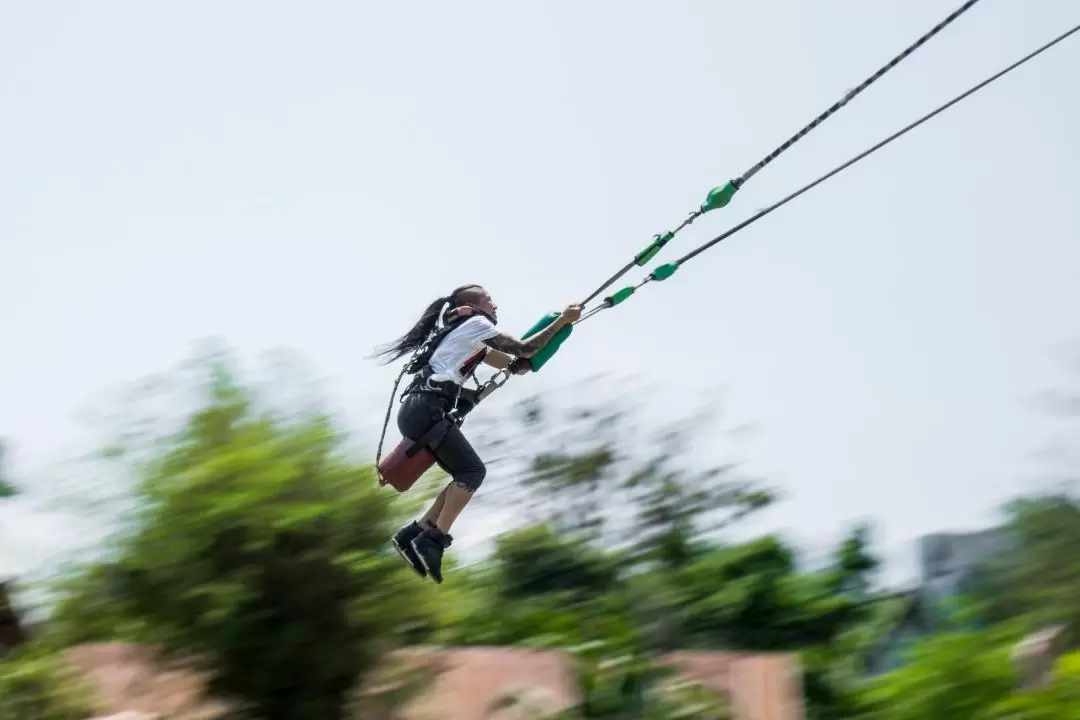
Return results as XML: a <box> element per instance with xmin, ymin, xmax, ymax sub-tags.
<box><xmin>483</xmin><ymin>320</ymin><xmax>565</xmax><ymax>358</ymax></box>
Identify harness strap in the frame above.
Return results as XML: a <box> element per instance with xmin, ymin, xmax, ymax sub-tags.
<box><xmin>404</xmin><ymin>415</ymin><xmax>455</xmax><ymax>458</ymax></box>
<box><xmin>460</xmin><ymin>348</ymin><xmax>487</xmax><ymax>378</ymax></box>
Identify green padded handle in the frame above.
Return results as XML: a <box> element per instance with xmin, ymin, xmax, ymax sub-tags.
<box><xmin>529</xmin><ymin>324</ymin><xmax>573</xmax><ymax>371</ymax></box>
<box><xmin>521</xmin><ymin>311</ymin><xmax>559</xmax><ymax>340</ymax></box>
<box><xmin>520</xmin><ymin>311</ymin><xmax>573</xmax><ymax>372</ymax></box>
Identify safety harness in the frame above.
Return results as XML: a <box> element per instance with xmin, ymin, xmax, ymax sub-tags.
<box><xmin>375</xmin><ymin>306</ymin><xmax>503</xmax><ymax>483</ymax></box>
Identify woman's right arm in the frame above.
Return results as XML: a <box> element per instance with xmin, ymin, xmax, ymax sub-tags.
<box><xmin>482</xmin><ymin>304</ymin><xmax>582</xmax><ymax>358</ymax></box>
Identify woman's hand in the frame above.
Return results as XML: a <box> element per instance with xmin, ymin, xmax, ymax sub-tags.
<box><xmin>447</xmin><ymin>305</ymin><xmax>475</xmax><ymax>321</ymax></box>
<box><xmin>559</xmin><ymin>304</ymin><xmax>583</xmax><ymax>324</ymax></box>
<box><xmin>483</xmin><ymin>303</ymin><xmax>583</xmax><ymax>359</ymax></box>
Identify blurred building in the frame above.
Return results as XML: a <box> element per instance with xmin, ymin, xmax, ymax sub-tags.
<box><xmin>918</xmin><ymin>528</ymin><xmax>1011</xmax><ymax>603</ymax></box>
<box><xmin>862</xmin><ymin>526</ymin><xmax>1011</xmax><ymax>676</ymax></box>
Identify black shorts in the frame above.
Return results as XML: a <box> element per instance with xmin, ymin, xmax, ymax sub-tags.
<box><xmin>397</xmin><ymin>392</ymin><xmax>487</xmax><ymax>491</ymax></box>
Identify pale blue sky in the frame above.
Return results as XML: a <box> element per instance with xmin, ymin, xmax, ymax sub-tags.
<box><xmin>3</xmin><ymin>1</ymin><xmax>1079</xmax><ymax>586</ymax></box>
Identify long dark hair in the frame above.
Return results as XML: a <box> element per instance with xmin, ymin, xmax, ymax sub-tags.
<box><xmin>374</xmin><ymin>284</ymin><xmax>480</xmax><ymax>364</ymax></box>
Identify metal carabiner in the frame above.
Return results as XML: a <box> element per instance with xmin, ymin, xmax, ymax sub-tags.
<box><xmin>475</xmin><ymin>368</ymin><xmax>512</xmax><ymax>402</ymax></box>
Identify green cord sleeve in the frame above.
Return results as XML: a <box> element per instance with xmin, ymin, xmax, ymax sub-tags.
<box><xmin>634</xmin><ymin>232</ymin><xmax>675</xmax><ymax>266</ymax></box>
<box><xmin>650</xmin><ymin>263</ymin><xmax>679</xmax><ymax>281</ymax></box>
<box><xmin>605</xmin><ymin>287</ymin><xmax>635</xmax><ymax>306</ymax></box>
<box><xmin>700</xmin><ymin>181</ymin><xmax>739</xmax><ymax>213</ymax></box>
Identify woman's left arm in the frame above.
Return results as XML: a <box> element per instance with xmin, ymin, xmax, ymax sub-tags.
<box><xmin>482</xmin><ymin>349</ymin><xmax>532</xmax><ymax>374</ymax></box>
<box><xmin>482</xmin><ymin>349</ymin><xmax>514</xmax><ymax>369</ymax></box>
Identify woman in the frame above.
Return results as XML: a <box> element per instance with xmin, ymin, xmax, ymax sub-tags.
<box><xmin>375</xmin><ymin>284</ymin><xmax>582</xmax><ymax>583</ymax></box>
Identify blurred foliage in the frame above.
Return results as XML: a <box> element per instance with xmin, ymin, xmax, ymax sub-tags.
<box><xmin>856</xmin><ymin>630</ymin><xmax>1080</xmax><ymax>719</ymax></box>
<box><xmin>984</xmin><ymin>650</ymin><xmax>1080</xmax><ymax>719</ymax></box>
<box><xmin>858</xmin><ymin>628</ymin><xmax>1016</xmax><ymax>719</ymax></box>
<box><xmin>44</xmin><ymin>350</ymin><xmax>442</xmax><ymax>720</ymax></box>
<box><xmin>488</xmin><ymin>638</ymin><xmax>733</xmax><ymax>719</ymax></box>
<box><xmin>4</xmin><ymin>345</ymin><xmax>1080</xmax><ymax>718</ymax></box>
<box><xmin>0</xmin><ymin>645</ymin><xmax>94</xmax><ymax>720</ymax></box>
<box><xmin>569</xmin><ymin>640</ymin><xmax>730</xmax><ymax>719</ymax></box>
<box><xmin>974</xmin><ymin>493</ymin><xmax>1080</xmax><ymax>648</ymax></box>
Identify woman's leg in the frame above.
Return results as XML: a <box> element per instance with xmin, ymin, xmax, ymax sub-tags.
<box><xmin>391</xmin><ymin>394</ymin><xmax>487</xmax><ymax>583</ymax></box>
<box><xmin>427</xmin><ymin>421</ymin><xmax>486</xmax><ymax>532</ymax></box>
<box><xmin>410</xmin><ymin>421</ymin><xmax>487</xmax><ymax>583</ymax></box>
<box><xmin>392</xmin><ymin>402</ymin><xmax>485</xmax><ymax>583</ymax></box>
<box><xmin>436</xmin><ymin>484</ymin><xmax>472</xmax><ymax>533</ymax></box>
<box><xmin>390</xmin><ymin>395</ymin><xmax>449</xmax><ymax>577</ymax></box>
<box><xmin>419</xmin><ymin>483</ymin><xmax>449</xmax><ymax>527</ymax></box>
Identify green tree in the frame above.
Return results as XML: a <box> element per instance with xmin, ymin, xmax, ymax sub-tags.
<box><xmin>557</xmin><ymin>640</ymin><xmax>730</xmax><ymax>719</ymax></box>
<box><xmin>858</xmin><ymin>630</ymin><xmax>1080</xmax><ymax>720</ymax></box>
<box><xmin>620</xmin><ymin>438</ymin><xmax>773</xmax><ymax>572</ymax></box>
<box><xmin>436</xmin><ymin>525</ymin><xmax>636</xmax><ymax>649</ymax></box>
<box><xmin>469</xmin><ymin>379</ymin><xmax>871</xmax><ymax>717</ymax></box>
<box><xmin>489</xmin><ymin>640</ymin><xmax>732</xmax><ymax>719</ymax></box>
<box><xmin>858</xmin><ymin>629</ymin><xmax>1015</xmax><ymax>720</ymax></box>
<box><xmin>443</xmin><ymin>381</ymin><xmax>776</xmax><ymax>663</ymax></box>
<box><xmin>985</xmin><ymin>650</ymin><xmax>1080</xmax><ymax>719</ymax></box>
<box><xmin>48</xmin><ymin>349</ymin><xmax>434</xmax><ymax>720</ymax></box>
<box><xmin>827</xmin><ymin>522</ymin><xmax>879</xmax><ymax>598</ymax></box>
<box><xmin>665</xmin><ymin>535</ymin><xmax>861</xmax><ymax>651</ymax></box>
<box><xmin>494</xmin><ymin>524</ymin><xmax>621</xmax><ymax>602</ymax></box>
<box><xmin>481</xmin><ymin>380</ymin><xmax>637</xmax><ymax>542</ymax></box>
<box><xmin>628</xmin><ymin>526</ymin><xmax>881</xmax><ymax>719</ymax></box>
<box><xmin>487</xmin><ymin>379</ymin><xmax>775</xmax><ymax>570</ymax></box>
<box><xmin>978</xmin><ymin>493</ymin><xmax>1080</xmax><ymax>647</ymax></box>
<box><xmin>971</xmin><ymin>346</ymin><xmax>1080</xmax><ymax>645</ymax></box>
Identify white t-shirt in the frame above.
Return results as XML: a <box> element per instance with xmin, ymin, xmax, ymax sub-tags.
<box><xmin>427</xmin><ymin>315</ymin><xmax>499</xmax><ymax>385</ymax></box>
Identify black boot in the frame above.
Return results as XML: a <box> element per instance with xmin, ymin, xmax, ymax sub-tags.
<box><xmin>411</xmin><ymin>526</ymin><xmax>453</xmax><ymax>584</ymax></box>
<box><xmin>391</xmin><ymin>521</ymin><xmax>427</xmax><ymax>578</ymax></box>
